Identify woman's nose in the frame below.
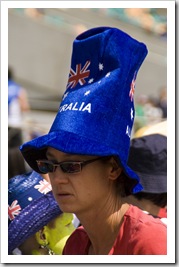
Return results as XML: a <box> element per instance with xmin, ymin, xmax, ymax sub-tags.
<box><xmin>49</xmin><ymin>168</ymin><xmax>69</xmax><ymax>184</ymax></box>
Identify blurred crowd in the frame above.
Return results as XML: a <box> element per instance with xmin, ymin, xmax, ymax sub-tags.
<box><xmin>134</xmin><ymin>86</ymin><xmax>167</xmax><ymax>133</ymax></box>
<box><xmin>11</xmin><ymin>8</ymin><xmax>167</xmax><ymax>38</ymax></box>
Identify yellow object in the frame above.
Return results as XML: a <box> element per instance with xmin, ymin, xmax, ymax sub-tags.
<box><xmin>134</xmin><ymin>120</ymin><xmax>167</xmax><ymax>138</ymax></box>
<box><xmin>33</xmin><ymin>213</ymin><xmax>75</xmax><ymax>255</ymax></box>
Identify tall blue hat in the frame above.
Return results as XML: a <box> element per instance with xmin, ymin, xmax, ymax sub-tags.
<box><xmin>20</xmin><ymin>26</ymin><xmax>148</xmax><ymax>193</ymax></box>
<box><xmin>8</xmin><ymin>171</ymin><xmax>62</xmax><ymax>254</ymax></box>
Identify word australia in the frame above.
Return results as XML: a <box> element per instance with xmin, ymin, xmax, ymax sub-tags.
<box><xmin>59</xmin><ymin>102</ymin><xmax>91</xmax><ymax>113</ymax></box>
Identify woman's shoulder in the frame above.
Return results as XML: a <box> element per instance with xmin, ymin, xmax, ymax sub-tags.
<box><xmin>124</xmin><ymin>205</ymin><xmax>167</xmax><ymax>228</ymax></box>
<box><xmin>119</xmin><ymin>205</ymin><xmax>167</xmax><ymax>254</ymax></box>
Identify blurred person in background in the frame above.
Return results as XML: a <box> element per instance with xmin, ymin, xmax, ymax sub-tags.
<box><xmin>134</xmin><ymin>92</ymin><xmax>165</xmax><ymax>134</ymax></box>
<box><xmin>157</xmin><ymin>86</ymin><xmax>167</xmax><ymax>118</ymax></box>
<box><xmin>8</xmin><ymin>66</ymin><xmax>30</xmax><ymax>145</ymax></box>
<box><xmin>8</xmin><ymin>171</ymin><xmax>76</xmax><ymax>255</ymax></box>
<box><xmin>127</xmin><ymin>133</ymin><xmax>167</xmax><ymax>221</ymax></box>
<box><xmin>8</xmin><ymin>67</ymin><xmax>30</xmax><ymax>178</ymax></box>
<box><xmin>143</xmin><ymin>96</ymin><xmax>163</xmax><ymax>125</ymax></box>
<box><xmin>134</xmin><ymin>94</ymin><xmax>148</xmax><ymax>132</ymax></box>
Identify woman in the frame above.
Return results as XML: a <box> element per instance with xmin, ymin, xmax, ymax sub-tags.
<box><xmin>20</xmin><ymin>26</ymin><xmax>166</xmax><ymax>255</ymax></box>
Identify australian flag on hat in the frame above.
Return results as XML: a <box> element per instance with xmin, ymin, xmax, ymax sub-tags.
<box><xmin>8</xmin><ymin>171</ymin><xmax>52</xmax><ymax>224</ymax></box>
<box><xmin>20</xmin><ymin>27</ymin><xmax>148</xmax><ymax>193</ymax></box>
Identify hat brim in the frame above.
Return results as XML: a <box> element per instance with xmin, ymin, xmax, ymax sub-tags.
<box><xmin>20</xmin><ymin>130</ymin><xmax>143</xmax><ymax>193</ymax></box>
<box><xmin>134</xmin><ymin>171</ymin><xmax>167</xmax><ymax>193</ymax></box>
<box><xmin>8</xmin><ymin>191</ymin><xmax>62</xmax><ymax>254</ymax></box>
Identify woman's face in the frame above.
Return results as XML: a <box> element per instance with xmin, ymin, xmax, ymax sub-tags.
<box><xmin>46</xmin><ymin>147</ymin><xmax>118</xmax><ymax>216</ymax></box>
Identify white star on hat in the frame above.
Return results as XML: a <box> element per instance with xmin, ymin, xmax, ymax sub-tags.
<box><xmin>99</xmin><ymin>63</ymin><xmax>104</xmax><ymax>71</ymax></box>
<box><xmin>131</xmin><ymin>108</ymin><xmax>134</xmax><ymax>120</ymax></box>
<box><xmin>105</xmin><ymin>72</ymin><xmax>111</xmax><ymax>78</ymax></box>
<box><xmin>62</xmin><ymin>92</ymin><xmax>69</xmax><ymax>100</ymax></box>
<box><xmin>88</xmin><ymin>78</ymin><xmax>94</xmax><ymax>84</ymax></box>
<box><xmin>84</xmin><ymin>90</ymin><xmax>90</xmax><ymax>96</ymax></box>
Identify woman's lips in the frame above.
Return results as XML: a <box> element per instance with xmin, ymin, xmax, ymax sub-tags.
<box><xmin>56</xmin><ymin>192</ymin><xmax>72</xmax><ymax>198</ymax></box>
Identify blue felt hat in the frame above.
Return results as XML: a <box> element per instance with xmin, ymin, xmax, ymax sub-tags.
<box><xmin>8</xmin><ymin>171</ymin><xmax>62</xmax><ymax>254</ymax></box>
<box><xmin>20</xmin><ymin>26</ymin><xmax>148</xmax><ymax>193</ymax></box>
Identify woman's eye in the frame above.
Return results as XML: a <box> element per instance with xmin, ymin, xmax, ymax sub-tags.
<box><xmin>69</xmin><ymin>164</ymin><xmax>80</xmax><ymax>172</ymax></box>
<box><xmin>62</xmin><ymin>163</ymin><xmax>80</xmax><ymax>173</ymax></box>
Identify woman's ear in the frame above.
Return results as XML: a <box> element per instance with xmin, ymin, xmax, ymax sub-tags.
<box><xmin>109</xmin><ymin>158</ymin><xmax>122</xmax><ymax>180</ymax></box>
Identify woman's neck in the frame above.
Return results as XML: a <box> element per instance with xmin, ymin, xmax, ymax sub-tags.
<box><xmin>77</xmin><ymin>202</ymin><xmax>130</xmax><ymax>255</ymax></box>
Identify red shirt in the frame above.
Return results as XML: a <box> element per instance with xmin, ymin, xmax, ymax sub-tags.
<box><xmin>158</xmin><ymin>207</ymin><xmax>167</xmax><ymax>218</ymax></box>
<box><xmin>63</xmin><ymin>205</ymin><xmax>167</xmax><ymax>255</ymax></box>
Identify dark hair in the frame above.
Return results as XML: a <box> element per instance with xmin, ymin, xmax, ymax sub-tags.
<box><xmin>110</xmin><ymin>156</ymin><xmax>137</xmax><ymax>197</ymax></box>
<box><xmin>100</xmin><ymin>156</ymin><xmax>137</xmax><ymax>197</ymax></box>
<box><xmin>8</xmin><ymin>67</ymin><xmax>13</xmax><ymax>80</ymax></box>
<box><xmin>133</xmin><ymin>192</ymin><xmax>167</xmax><ymax>208</ymax></box>
<box><xmin>117</xmin><ymin>171</ymin><xmax>138</xmax><ymax>197</ymax></box>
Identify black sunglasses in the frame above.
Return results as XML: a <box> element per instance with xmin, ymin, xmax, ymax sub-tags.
<box><xmin>36</xmin><ymin>156</ymin><xmax>108</xmax><ymax>174</ymax></box>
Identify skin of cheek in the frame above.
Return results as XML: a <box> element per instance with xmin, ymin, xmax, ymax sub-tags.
<box><xmin>76</xmin><ymin>165</ymin><xmax>113</xmax><ymax>213</ymax></box>
<box><xmin>47</xmin><ymin>148</ymin><xmax>114</xmax><ymax>213</ymax></box>
<box><xmin>53</xmin><ymin>170</ymin><xmax>109</xmax><ymax>214</ymax></box>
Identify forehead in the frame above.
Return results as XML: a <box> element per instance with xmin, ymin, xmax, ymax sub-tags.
<box><xmin>46</xmin><ymin>147</ymin><xmax>104</xmax><ymax>162</ymax></box>
<box><xmin>46</xmin><ymin>147</ymin><xmax>71</xmax><ymax>158</ymax></box>
<box><xmin>46</xmin><ymin>147</ymin><xmax>88</xmax><ymax>160</ymax></box>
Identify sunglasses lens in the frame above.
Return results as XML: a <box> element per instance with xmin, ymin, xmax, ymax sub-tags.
<box><xmin>61</xmin><ymin>162</ymin><xmax>81</xmax><ymax>173</ymax></box>
<box><xmin>37</xmin><ymin>161</ymin><xmax>54</xmax><ymax>173</ymax></box>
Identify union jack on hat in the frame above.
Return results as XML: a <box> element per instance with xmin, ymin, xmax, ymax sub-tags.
<box><xmin>8</xmin><ymin>171</ymin><xmax>52</xmax><ymax>223</ymax></box>
<box><xmin>8</xmin><ymin>171</ymin><xmax>62</xmax><ymax>254</ymax></box>
<box><xmin>20</xmin><ymin>26</ymin><xmax>148</xmax><ymax>193</ymax></box>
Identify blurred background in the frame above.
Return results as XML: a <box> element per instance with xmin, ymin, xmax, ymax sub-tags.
<box><xmin>8</xmin><ymin>8</ymin><xmax>167</xmax><ymax>177</ymax></box>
